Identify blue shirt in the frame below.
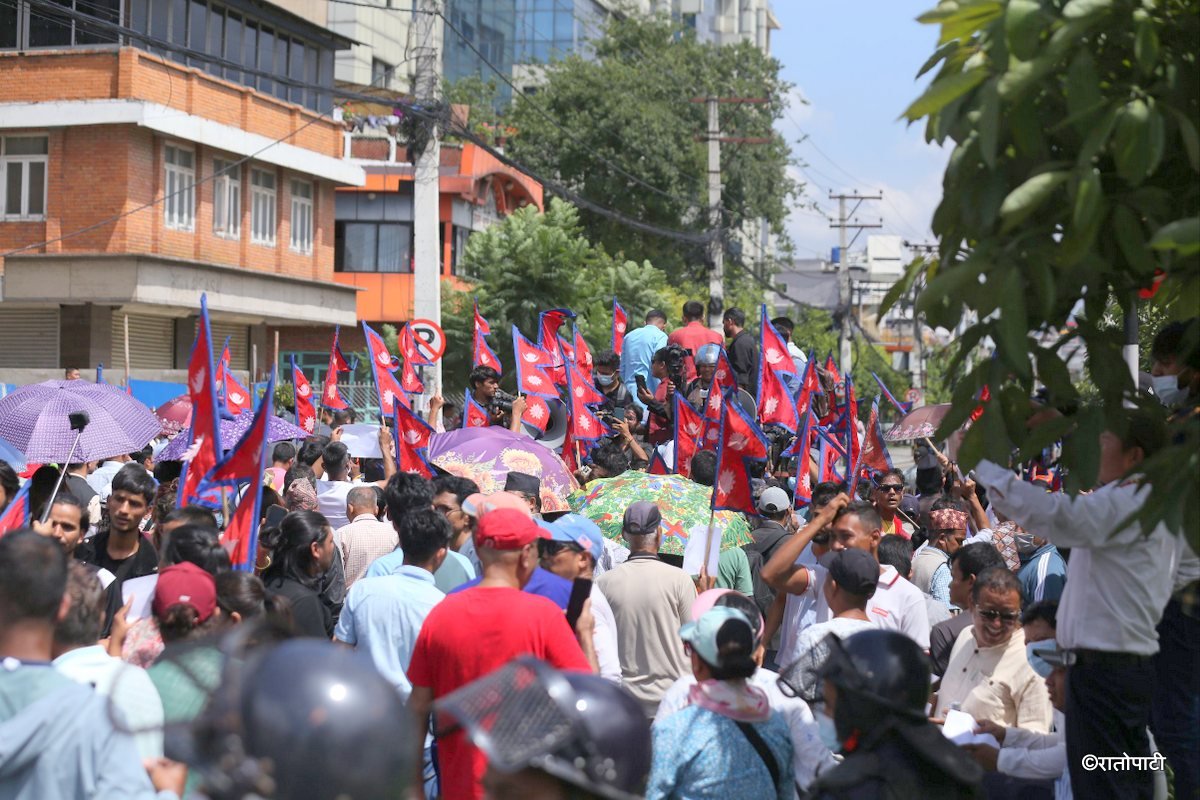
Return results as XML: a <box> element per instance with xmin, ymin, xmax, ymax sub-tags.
<box><xmin>620</xmin><ymin>324</ymin><xmax>668</xmax><ymax>411</ymax></box>
<box><xmin>333</xmin><ymin>566</ymin><xmax>445</xmax><ymax>701</ymax></box>
<box><xmin>449</xmin><ymin>566</ymin><xmax>572</xmax><ymax>610</ymax></box>
<box><xmin>364</xmin><ymin>547</ymin><xmax>477</xmax><ymax>593</ymax></box>
<box><xmin>1018</xmin><ymin>543</ymin><xmax>1067</xmax><ymax>605</ymax></box>
<box><xmin>647</xmin><ymin>704</ymin><xmax>793</xmax><ymax>800</ymax></box>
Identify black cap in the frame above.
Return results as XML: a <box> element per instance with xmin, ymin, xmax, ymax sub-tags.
<box><xmin>503</xmin><ymin>471</ymin><xmax>541</xmax><ymax>496</ymax></box>
<box><xmin>826</xmin><ymin>549</ymin><xmax>879</xmax><ymax>598</ymax></box>
<box><xmin>622</xmin><ymin>501</ymin><xmax>661</xmax><ymax>537</ymax></box>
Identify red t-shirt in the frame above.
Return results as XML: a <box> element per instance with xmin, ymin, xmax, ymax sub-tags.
<box><xmin>407</xmin><ymin>586</ymin><xmax>591</xmax><ymax>800</ymax></box>
<box><xmin>668</xmin><ymin>321</ymin><xmax>724</xmax><ymax>381</ymax></box>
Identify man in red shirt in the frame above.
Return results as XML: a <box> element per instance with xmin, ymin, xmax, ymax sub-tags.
<box><xmin>667</xmin><ymin>300</ymin><xmax>723</xmax><ymax>381</ymax></box>
<box><xmin>407</xmin><ymin>508</ymin><xmax>594</xmax><ymax>800</ymax></box>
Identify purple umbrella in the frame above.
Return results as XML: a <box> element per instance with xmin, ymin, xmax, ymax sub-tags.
<box><xmin>428</xmin><ymin>427</ymin><xmax>579</xmax><ymax>513</ymax></box>
<box><xmin>0</xmin><ymin>380</ymin><xmax>161</xmax><ymax>464</ymax></box>
<box><xmin>159</xmin><ymin>413</ymin><xmax>309</xmax><ymax>461</ymax></box>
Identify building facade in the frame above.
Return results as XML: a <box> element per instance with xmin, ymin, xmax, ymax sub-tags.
<box><xmin>0</xmin><ymin>0</ymin><xmax>364</xmax><ymax>379</ymax></box>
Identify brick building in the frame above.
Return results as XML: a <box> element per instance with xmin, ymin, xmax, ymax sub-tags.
<box><xmin>0</xmin><ymin>0</ymin><xmax>363</xmax><ymax>379</ymax></box>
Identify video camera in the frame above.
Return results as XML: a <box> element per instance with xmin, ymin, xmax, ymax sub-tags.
<box><xmin>662</xmin><ymin>344</ymin><xmax>688</xmax><ymax>393</ymax></box>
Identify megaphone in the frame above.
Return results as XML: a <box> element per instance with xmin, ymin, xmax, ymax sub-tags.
<box><xmin>524</xmin><ymin>397</ymin><xmax>569</xmax><ymax>451</ymax></box>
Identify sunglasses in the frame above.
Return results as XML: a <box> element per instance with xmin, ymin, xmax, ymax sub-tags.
<box><xmin>538</xmin><ymin>540</ymin><xmax>581</xmax><ymax>557</ymax></box>
<box><xmin>976</xmin><ymin>608</ymin><xmax>1021</xmax><ymax>624</ymax></box>
<box><xmin>876</xmin><ymin>484</ymin><xmax>905</xmax><ymax>493</ymax></box>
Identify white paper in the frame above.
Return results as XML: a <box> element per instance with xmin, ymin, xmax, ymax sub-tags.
<box><xmin>121</xmin><ymin>574</ymin><xmax>158</xmax><ymax>621</ymax></box>
<box><xmin>942</xmin><ymin>709</ymin><xmax>1001</xmax><ymax>748</ymax></box>
<box><xmin>338</xmin><ymin>424</ymin><xmax>383</xmax><ymax>459</ymax></box>
<box><xmin>682</xmin><ymin>522</ymin><xmax>722</xmax><ymax>577</ymax></box>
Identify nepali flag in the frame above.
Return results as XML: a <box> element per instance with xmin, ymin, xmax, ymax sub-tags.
<box><xmin>860</xmin><ymin>397</ymin><xmax>894</xmax><ymax>474</ymax></box>
<box><xmin>0</xmin><ymin>481</ymin><xmax>32</xmax><ymax>536</ymax></box>
<box><xmin>363</xmin><ymin>322</ymin><xmax>409</xmax><ymax>418</ymax></box>
<box><xmin>538</xmin><ymin>308</ymin><xmax>576</xmax><ymax>385</ymax></box>
<box><xmin>521</xmin><ymin>395</ymin><xmax>552</xmax><ymax>433</ymax></box>
<box><xmin>572</xmin><ymin>328</ymin><xmax>594</xmax><ymax>382</ymax></box>
<box><xmin>824</xmin><ymin>353</ymin><xmax>841</xmax><ymax>386</ymax></box>
<box><xmin>321</xmin><ymin>326</ymin><xmax>352</xmax><ymax>410</ymax></box>
<box><xmin>224</xmin><ymin>372</ymin><xmax>253</xmax><ymax>418</ymax></box>
<box><xmin>711</xmin><ymin>387</ymin><xmax>770</xmax><ymax>515</ymax></box>
<box><xmin>647</xmin><ymin>448</ymin><xmax>671</xmax><ymax>476</ymax></box>
<box><xmin>205</xmin><ymin>374</ymin><xmax>274</xmax><ymax>570</ymax></box>
<box><xmin>845</xmin><ymin>374</ymin><xmax>861</xmax><ymax>469</ymax></box>
<box><xmin>565</xmin><ymin>360</ymin><xmax>607</xmax><ymax>443</ymax></box>
<box><xmin>673</xmin><ymin>393</ymin><xmax>705</xmax><ymax>479</ymax></box>
<box><xmin>757</xmin><ymin>307</ymin><xmax>800</xmax><ymax>433</ymax></box>
<box><xmin>392</xmin><ymin>404</ymin><xmax>435</xmax><ymax>478</ymax></box>
<box><xmin>970</xmin><ymin>384</ymin><xmax>991</xmax><ymax>424</ymax></box>
<box><xmin>512</xmin><ymin>326</ymin><xmax>558</xmax><ymax>398</ymax></box>
<box><xmin>178</xmin><ymin>295</ymin><xmax>224</xmax><ymax>508</ymax></box>
<box><xmin>790</xmin><ymin>411</ymin><xmax>816</xmax><ymax>508</ymax></box>
<box><xmin>872</xmin><ymin>371</ymin><xmax>911</xmax><ymax>415</ymax></box>
<box><xmin>473</xmin><ymin>303</ymin><xmax>502</xmax><ymax>373</ymax></box>
<box><xmin>699</xmin><ymin>348</ymin><xmax>740</xmax><ymax>451</ymax></box>
<box><xmin>463</xmin><ymin>393</ymin><xmax>491</xmax><ymax>429</ymax></box>
<box><xmin>816</xmin><ymin>429</ymin><xmax>847</xmax><ymax>485</ymax></box>
<box><xmin>612</xmin><ymin>298</ymin><xmax>628</xmax><ymax>356</ymax></box>
<box><xmin>397</xmin><ymin>323</ymin><xmax>426</xmax><ymax>395</ymax></box>
<box><xmin>291</xmin><ymin>358</ymin><xmax>318</xmax><ymax>436</ymax></box>
<box><xmin>796</xmin><ymin>352</ymin><xmax>822</xmax><ymax>418</ymax></box>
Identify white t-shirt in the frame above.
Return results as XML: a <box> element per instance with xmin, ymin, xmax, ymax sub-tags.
<box><xmin>777</xmin><ymin>544</ymin><xmax>831</xmax><ymax>667</ymax></box>
<box><xmin>868</xmin><ymin>565</ymin><xmax>931</xmax><ymax>650</ymax></box>
<box><xmin>655</xmin><ymin>667</ymin><xmax>837</xmax><ymax>791</ymax></box>
<box><xmin>316</xmin><ymin>479</ymin><xmax>353</xmax><ymax>530</ymax></box>
<box><xmin>590</xmin><ymin>583</ymin><xmax>621</xmax><ymax>685</ymax></box>
<box><xmin>784</xmin><ymin>616</ymin><xmax>876</xmax><ymax>700</ymax></box>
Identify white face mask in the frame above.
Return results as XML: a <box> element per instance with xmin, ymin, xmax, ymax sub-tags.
<box><xmin>1151</xmin><ymin>374</ymin><xmax>1187</xmax><ymax>406</ymax></box>
<box><xmin>594</xmin><ymin>372</ymin><xmax>616</xmax><ymax>386</ymax></box>
<box><xmin>815</xmin><ymin>710</ymin><xmax>841</xmax><ymax>752</ymax></box>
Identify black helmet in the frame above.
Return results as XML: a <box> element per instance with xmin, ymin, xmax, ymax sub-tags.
<box><xmin>193</xmin><ymin>637</ymin><xmax>413</xmax><ymax>800</ymax></box>
<box><xmin>435</xmin><ymin>658</ymin><xmax>651</xmax><ymax>800</ymax></box>
<box><xmin>818</xmin><ymin>629</ymin><xmax>930</xmax><ymax>742</ymax></box>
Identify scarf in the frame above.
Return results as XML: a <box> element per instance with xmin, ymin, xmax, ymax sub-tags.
<box><xmin>285</xmin><ymin>479</ymin><xmax>318</xmax><ymax>512</ymax></box>
<box><xmin>687</xmin><ymin>678</ymin><xmax>771</xmax><ymax>723</ymax></box>
<box><xmin>993</xmin><ymin>520</ymin><xmax>1023</xmax><ymax>572</ymax></box>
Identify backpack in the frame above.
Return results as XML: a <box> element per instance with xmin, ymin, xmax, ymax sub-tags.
<box><xmin>743</xmin><ymin>526</ymin><xmax>790</xmax><ymax>618</ymax></box>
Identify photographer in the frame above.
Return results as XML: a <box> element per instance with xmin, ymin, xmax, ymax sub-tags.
<box><xmin>636</xmin><ymin>345</ymin><xmax>687</xmax><ymax>447</ymax></box>
<box><xmin>467</xmin><ymin>365</ymin><xmax>510</xmax><ymax>427</ymax></box>
<box><xmin>593</xmin><ymin>349</ymin><xmax>632</xmax><ymax>416</ymax></box>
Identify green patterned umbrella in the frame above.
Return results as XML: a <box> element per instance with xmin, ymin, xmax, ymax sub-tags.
<box><xmin>567</xmin><ymin>472</ymin><xmax>753</xmax><ymax>556</ymax></box>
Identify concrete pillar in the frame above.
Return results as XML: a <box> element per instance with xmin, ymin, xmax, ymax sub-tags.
<box><xmin>174</xmin><ymin>316</ymin><xmax>196</xmax><ymax>369</ymax></box>
<box><xmin>59</xmin><ymin>304</ymin><xmax>113</xmax><ymax>370</ymax></box>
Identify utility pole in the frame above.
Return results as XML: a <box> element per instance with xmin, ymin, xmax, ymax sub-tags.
<box><xmin>829</xmin><ymin>191</ymin><xmax>882</xmax><ymax>373</ymax></box>
<box><xmin>689</xmin><ymin>96</ymin><xmax>772</xmax><ymax>329</ymax></box>
<box><xmin>411</xmin><ymin>0</ymin><xmax>442</xmax><ymax>399</ymax></box>
<box><xmin>904</xmin><ymin>240</ymin><xmax>938</xmax><ymax>404</ymax></box>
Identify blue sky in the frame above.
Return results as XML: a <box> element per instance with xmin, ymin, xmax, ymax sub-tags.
<box><xmin>771</xmin><ymin>1</ymin><xmax>949</xmax><ymax>260</ymax></box>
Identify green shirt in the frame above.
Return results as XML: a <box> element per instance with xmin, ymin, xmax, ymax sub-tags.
<box><xmin>717</xmin><ymin>546</ymin><xmax>754</xmax><ymax>595</ymax></box>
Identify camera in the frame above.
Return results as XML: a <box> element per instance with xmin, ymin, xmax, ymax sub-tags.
<box><xmin>663</xmin><ymin>344</ymin><xmax>688</xmax><ymax>392</ymax></box>
<box><xmin>490</xmin><ymin>389</ymin><xmax>516</xmax><ymax>415</ymax></box>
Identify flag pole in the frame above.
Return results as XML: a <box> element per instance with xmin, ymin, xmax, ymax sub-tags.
<box><xmin>702</xmin><ymin>509</ymin><xmax>717</xmax><ymax>574</ymax></box>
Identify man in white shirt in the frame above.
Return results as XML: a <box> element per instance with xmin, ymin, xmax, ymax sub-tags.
<box><xmin>976</xmin><ymin>412</ymin><xmax>1182</xmax><ymax>800</ymax></box>
<box><xmin>315</xmin><ymin>441</ymin><xmax>355</xmax><ymax>530</ymax></box>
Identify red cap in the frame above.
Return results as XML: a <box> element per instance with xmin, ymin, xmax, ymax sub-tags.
<box><xmin>152</xmin><ymin>562</ymin><xmax>217</xmax><ymax>623</ymax></box>
<box><xmin>473</xmin><ymin>508</ymin><xmax>549</xmax><ymax>551</ymax></box>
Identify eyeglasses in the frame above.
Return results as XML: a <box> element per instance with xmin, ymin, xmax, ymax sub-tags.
<box><xmin>976</xmin><ymin>608</ymin><xmax>1021</xmax><ymax>624</ymax></box>
<box><xmin>877</xmin><ymin>484</ymin><xmax>905</xmax><ymax>493</ymax></box>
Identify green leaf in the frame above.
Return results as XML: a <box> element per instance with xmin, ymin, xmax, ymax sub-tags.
<box><xmin>977</xmin><ymin>78</ymin><xmax>1001</xmax><ymax>169</ymax></box>
<box><xmin>1005</xmin><ymin>0</ymin><xmax>1046</xmax><ymax>61</ymax></box>
<box><xmin>998</xmin><ymin>170</ymin><xmax>1070</xmax><ymax>232</ymax></box>
<box><xmin>1062</xmin><ymin>0</ymin><xmax>1112</xmax><ymax>20</ymax></box>
<box><xmin>1164</xmin><ymin>105</ymin><xmax>1200</xmax><ymax>173</ymax></box>
<box><xmin>902</xmin><ymin>68</ymin><xmax>989</xmax><ymax>121</ymax></box>
<box><xmin>1113</xmin><ymin>99</ymin><xmax>1156</xmax><ymax>185</ymax></box>
<box><xmin>1149</xmin><ymin>217</ymin><xmax>1200</xmax><ymax>256</ymax></box>
<box><xmin>1064</xmin><ymin>51</ymin><xmax>1103</xmax><ymax>136</ymax></box>
<box><xmin>1062</xmin><ymin>407</ymin><xmax>1102</xmax><ymax>492</ymax></box>
<box><xmin>1111</xmin><ymin>205</ymin><xmax>1157</xmax><ymax>276</ymax></box>
<box><xmin>995</xmin><ymin>272</ymin><xmax>1032</xmax><ymax>378</ymax></box>
<box><xmin>1019</xmin><ymin>413</ymin><xmax>1076</xmax><ymax>462</ymax></box>
<box><xmin>1134</xmin><ymin>12</ymin><xmax>1160</xmax><ymax>75</ymax></box>
<box><xmin>935</xmin><ymin>2</ymin><xmax>1005</xmax><ymax>45</ymax></box>
<box><xmin>877</xmin><ymin>255</ymin><xmax>929</xmax><ymax>320</ymax></box>
<box><xmin>1058</xmin><ymin>167</ymin><xmax>1104</xmax><ymax>265</ymax></box>
<box><xmin>1025</xmin><ymin>256</ymin><xmax>1057</xmax><ymax>319</ymax></box>
<box><xmin>916</xmin><ymin>40</ymin><xmax>962</xmax><ymax>79</ymax></box>
<box><xmin>1034</xmin><ymin>346</ymin><xmax>1078</xmax><ymax>406</ymax></box>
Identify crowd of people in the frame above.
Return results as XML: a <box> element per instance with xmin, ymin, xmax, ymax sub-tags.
<box><xmin>0</xmin><ymin>307</ymin><xmax>1195</xmax><ymax>800</ymax></box>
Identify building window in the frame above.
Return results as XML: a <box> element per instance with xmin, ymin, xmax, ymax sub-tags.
<box><xmin>290</xmin><ymin>180</ymin><xmax>313</xmax><ymax>254</ymax></box>
<box><xmin>212</xmin><ymin>158</ymin><xmax>240</xmax><ymax>238</ymax></box>
<box><xmin>334</xmin><ymin>221</ymin><xmax>412</xmax><ymax>273</ymax></box>
<box><xmin>163</xmin><ymin>144</ymin><xmax>195</xmax><ymax>231</ymax></box>
<box><xmin>0</xmin><ymin>136</ymin><xmax>48</xmax><ymax>220</ymax></box>
<box><xmin>250</xmin><ymin>168</ymin><xmax>276</xmax><ymax>245</ymax></box>
<box><xmin>2</xmin><ymin>0</ymin><xmax>121</xmax><ymax>50</ymax></box>
<box><xmin>371</xmin><ymin>58</ymin><xmax>393</xmax><ymax>88</ymax></box>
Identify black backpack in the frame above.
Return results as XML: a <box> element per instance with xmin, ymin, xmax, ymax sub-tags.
<box><xmin>743</xmin><ymin>526</ymin><xmax>791</xmax><ymax>617</ymax></box>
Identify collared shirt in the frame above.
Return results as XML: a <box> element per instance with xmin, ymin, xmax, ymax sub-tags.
<box><xmin>85</xmin><ymin>460</ymin><xmax>127</xmax><ymax>500</ymax></box>
<box><xmin>53</xmin><ymin>645</ymin><xmax>164</xmax><ymax>759</ymax></box>
<box><xmin>620</xmin><ymin>324</ymin><xmax>669</xmax><ymax>410</ymax></box>
<box><xmin>336</xmin><ymin>514</ymin><xmax>399</xmax><ymax>587</ymax></box>
<box><xmin>596</xmin><ymin>555</ymin><xmax>695</xmax><ymax>716</ymax></box>
<box><xmin>997</xmin><ymin>710</ymin><xmax>1072</xmax><ymax>800</ymax></box>
<box><xmin>868</xmin><ymin>564</ymin><xmax>932</xmax><ymax>650</ymax></box>
<box><xmin>333</xmin><ymin>565</ymin><xmax>445</xmax><ymax>701</ymax></box>
<box><xmin>976</xmin><ymin>460</ymin><xmax>1184</xmax><ymax>655</ymax></box>
<box><xmin>315</xmin><ymin>479</ymin><xmax>353</xmax><ymax>530</ymax></box>
<box><xmin>364</xmin><ymin>547</ymin><xmax>476</xmax><ymax>594</ymax></box>
<box><xmin>937</xmin><ymin>626</ymin><xmax>1054</xmax><ymax>732</ymax></box>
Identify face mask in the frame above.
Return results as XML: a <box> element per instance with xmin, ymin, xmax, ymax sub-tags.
<box><xmin>594</xmin><ymin>372</ymin><xmax>616</xmax><ymax>387</ymax></box>
<box><xmin>1015</xmin><ymin>531</ymin><xmax>1038</xmax><ymax>556</ymax></box>
<box><xmin>1151</xmin><ymin>374</ymin><xmax>1187</xmax><ymax>406</ymax></box>
<box><xmin>1026</xmin><ymin>641</ymin><xmax>1053</xmax><ymax>679</ymax></box>
<box><xmin>815</xmin><ymin>710</ymin><xmax>841</xmax><ymax>752</ymax></box>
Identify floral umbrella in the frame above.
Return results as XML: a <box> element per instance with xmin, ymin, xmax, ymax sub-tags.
<box><xmin>883</xmin><ymin>404</ymin><xmax>952</xmax><ymax>442</ymax></box>
<box><xmin>428</xmin><ymin>428</ymin><xmax>578</xmax><ymax>513</ymax></box>
<box><xmin>567</xmin><ymin>472</ymin><xmax>752</xmax><ymax>556</ymax></box>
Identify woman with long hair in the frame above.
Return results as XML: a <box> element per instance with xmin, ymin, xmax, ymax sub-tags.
<box><xmin>261</xmin><ymin>510</ymin><xmax>337</xmax><ymax>638</ymax></box>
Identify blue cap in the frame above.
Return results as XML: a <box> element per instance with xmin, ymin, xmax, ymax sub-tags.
<box><xmin>679</xmin><ymin>607</ymin><xmax>756</xmax><ymax>668</ymax></box>
<box><xmin>542</xmin><ymin>514</ymin><xmax>604</xmax><ymax>562</ymax></box>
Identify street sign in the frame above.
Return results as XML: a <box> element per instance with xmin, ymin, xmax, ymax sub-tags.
<box><xmin>410</xmin><ymin>318</ymin><xmax>446</xmax><ymax>363</ymax></box>
<box><xmin>906</xmin><ymin>388</ymin><xmax>922</xmax><ymax>406</ymax></box>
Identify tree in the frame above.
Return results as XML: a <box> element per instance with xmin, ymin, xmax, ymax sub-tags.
<box><xmin>496</xmin><ymin>15</ymin><xmax>800</xmax><ymax>290</ymax></box>
<box><xmin>893</xmin><ymin>0</ymin><xmax>1199</xmax><ymax>544</ymax></box>
<box><xmin>438</xmin><ymin>199</ymin><xmax>686</xmax><ymax>395</ymax></box>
